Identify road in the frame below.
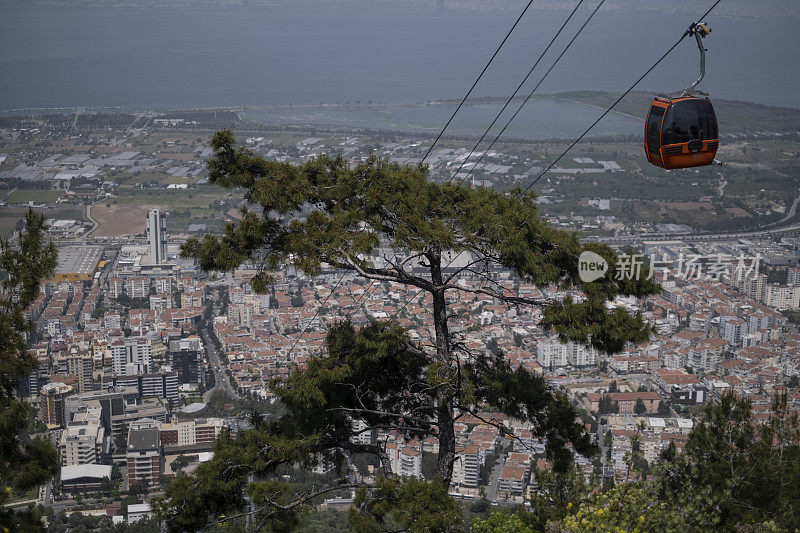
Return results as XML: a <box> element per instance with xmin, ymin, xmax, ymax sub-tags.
<box><xmin>761</xmin><ymin>195</ymin><xmax>800</xmax><ymax>229</ymax></box>
<box><xmin>598</xmin><ymin>219</ymin><xmax>800</xmax><ymax>246</ymax></box>
<box><xmin>202</xmin><ymin>304</ymin><xmax>237</xmax><ymax>401</ymax></box>
<box><xmin>484</xmin><ymin>451</ymin><xmax>505</xmax><ymax>503</ymax></box>
<box><xmin>83</xmin><ymin>200</ymin><xmax>102</xmax><ymax>237</ymax></box>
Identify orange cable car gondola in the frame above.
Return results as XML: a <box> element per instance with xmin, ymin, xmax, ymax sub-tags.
<box><xmin>645</xmin><ymin>23</ymin><xmax>721</xmax><ymax>170</ymax></box>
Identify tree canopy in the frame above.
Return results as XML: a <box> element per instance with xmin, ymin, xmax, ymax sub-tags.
<box><xmin>183</xmin><ymin>130</ymin><xmax>657</xmax><ymax>356</ymax></box>
<box><xmin>0</xmin><ymin>210</ymin><xmax>59</xmax><ymax>531</ymax></box>
<box><xmin>169</xmin><ymin>131</ymin><xmax>661</xmax><ymax>530</ymax></box>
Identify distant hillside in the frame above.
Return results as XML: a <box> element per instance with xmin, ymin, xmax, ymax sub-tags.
<box><xmin>453</xmin><ymin>91</ymin><xmax>800</xmax><ymax>135</ymax></box>
<box><xmin>555</xmin><ymin>91</ymin><xmax>800</xmax><ymax>134</ymax></box>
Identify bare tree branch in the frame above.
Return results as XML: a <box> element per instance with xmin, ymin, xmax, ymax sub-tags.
<box><xmin>204</xmin><ymin>480</ymin><xmax>360</xmax><ymax>532</ymax></box>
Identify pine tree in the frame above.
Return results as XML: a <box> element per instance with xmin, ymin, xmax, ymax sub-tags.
<box><xmin>0</xmin><ymin>210</ymin><xmax>59</xmax><ymax>531</ymax></box>
<box><xmin>678</xmin><ymin>392</ymin><xmax>800</xmax><ymax>528</ymax></box>
<box><xmin>166</xmin><ymin>131</ymin><xmax>659</xmax><ymax>529</ymax></box>
<box><xmin>634</xmin><ymin>398</ymin><xmax>647</xmax><ymax>415</ymax></box>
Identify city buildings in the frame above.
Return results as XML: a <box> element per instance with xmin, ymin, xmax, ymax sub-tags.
<box><xmin>60</xmin><ymin>464</ymin><xmax>112</xmax><ymax>494</ymax></box>
<box><xmin>39</xmin><ymin>382</ymin><xmax>74</xmax><ymax>429</ymax></box>
<box><xmin>169</xmin><ymin>337</ymin><xmax>204</xmax><ymax>387</ymax></box>
<box><xmin>59</xmin><ymin>423</ymin><xmax>110</xmax><ymax>466</ymax></box>
<box><xmin>11</xmin><ymin>123</ymin><xmax>800</xmax><ymax>511</ymax></box>
<box><xmin>111</xmin><ymin>338</ymin><xmax>153</xmax><ymax>376</ymax></box>
<box><xmin>397</xmin><ymin>447</ymin><xmax>422</xmax><ymax>478</ymax></box>
<box><xmin>146</xmin><ymin>209</ymin><xmax>167</xmax><ymax>265</ymax></box>
<box><xmin>126</xmin><ymin>427</ymin><xmax>162</xmax><ymax>490</ymax></box>
<box><xmin>50</xmin><ymin>246</ymin><xmax>103</xmax><ymax>283</ymax></box>
<box><xmin>537</xmin><ymin>337</ymin><xmax>598</xmax><ymax>370</ymax></box>
<box><xmin>451</xmin><ymin>446</ymin><xmax>481</xmax><ymax>496</ymax></box>
<box><xmin>127</xmin><ymin>503</ymin><xmax>154</xmax><ymax>524</ymax></box>
<box><xmin>158</xmin><ymin>418</ymin><xmax>226</xmax><ymax>450</ymax></box>
<box><xmin>65</xmin><ymin>348</ymin><xmax>94</xmax><ymax>393</ymax></box>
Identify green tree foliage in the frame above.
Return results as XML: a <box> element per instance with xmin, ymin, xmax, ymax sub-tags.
<box><xmin>555</xmin><ymin>393</ymin><xmax>800</xmax><ymax>531</ymax></box>
<box><xmin>129</xmin><ymin>479</ymin><xmax>150</xmax><ymax>497</ymax></box>
<box><xmin>47</xmin><ymin>512</ymin><xmax>162</xmax><ymax>532</ymax></box>
<box><xmin>676</xmin><ymin>392</ymin><xmax>800</xmax><ymax>529</ymax></box>
<box><xmin>170</xmin><ymin>131</ymin><xmax>660</xmax><ymax>529</ymax></box>
<box><xmin>524</xmin><ymin>465</ymin><xmax>595</xmax><ymax>530</ymax></box>
<box><xmin>349</xmin><ymin>478</ymin><xmax>463</xmax><ymax>532</ymax></box>
<box><xmin>0</xmin><ymin>210</ymin><xmax>59</xmax><ymax>532</ymax></box>
<box><xmin>598</xmin><ymin>395</ymin><xmax>618</xmax><ymax>415</ymax></box>
<box><xmin>472</xmin><ymin>512</ymin><xmax>535</xmax><ymax>533</ymax></box>
<box><xmin>562</xmin><ymin>479</ymin><xmax>721</xmax><ymax>532</ymax></box>
<box><xmin>634</xmin><ymin>398</ymin><xmax>647</xmax><ymax>415</ymax></box>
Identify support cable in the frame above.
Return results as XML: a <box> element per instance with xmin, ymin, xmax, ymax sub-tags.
<box><xmin>421</xmin><ymin>0</ymin><xmax>537</xmax><ymax>163</ymax></box>
<box><xmin>284</xmin><ymin>269</ymin><xmax>347</xmax><ymax>360</ymax></box>
<box><xmin>523</xmin><ymin>0</ymin><xmax>723</xmax><ymax>193</ymax></box>
<box><xmin>460</xmin><ymin>0</ymin><xmax>606</xmax><ymax>186</ymax></box>
<box><xmin>449</xmin><ymin>0</ymin><xmax>586</xmax><ymax>183</ymax></box>
<box><xmin>386</xmin><ymin>0</ymin><xmax>726</xmax><ymax>322</ymax></box>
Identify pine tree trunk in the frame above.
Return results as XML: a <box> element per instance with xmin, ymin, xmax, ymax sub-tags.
<box><xmin>429</xmin><ymin>248</ymin><xmax>456</xmax><ymax>485</ymax></box>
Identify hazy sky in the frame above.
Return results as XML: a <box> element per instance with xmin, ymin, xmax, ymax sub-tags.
<box><xmin>1</xmin><ymin>0</ymin><xmax>798</xmax><ymax>110</ymax></box>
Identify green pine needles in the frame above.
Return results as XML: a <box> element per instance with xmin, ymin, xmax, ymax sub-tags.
<box><xmin>168</xmin><ymin>130</ymin><xmax>661</xmax><ymax>531</ymax></box>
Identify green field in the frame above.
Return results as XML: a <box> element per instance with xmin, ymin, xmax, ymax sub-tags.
<box><xmin>0</xmin><ymin>210</ymin><xmax>26</xmax><ymax>237</ymax></box>
<box><xmin>4</xmin><ymin>189</ymin><xmax>62</xmax><ymax>204</ymax></box>
<box><xmin>115</xmin><ymin>186</ymin><xmax>230</xmax><ymax>210</ymax></box>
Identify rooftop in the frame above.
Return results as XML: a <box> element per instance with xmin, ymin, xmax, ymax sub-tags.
<box><xmin>127</xmin><ymin>503</ymin><xmax>152</xmax><ymax>514</ymax></box>
<box><xmin>54</xmin><ymin>245</ymin><xmax>103</xmax><ymax>275</ymax></box>
<box><xmin>127</xmin><ymin>427</ymin><xmax>160</xmax><ymax>452</ymax></box>
<box><xmin>61</xmin><ymin>463</ymin><xmax>112</xmax><ymax>482</ymax></box>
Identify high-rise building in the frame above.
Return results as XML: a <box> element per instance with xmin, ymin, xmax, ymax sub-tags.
<box><xmin>720</xmin><ymin>317</ymin><xmax>746</xmax><ymax>347</ymax></box>
<box><xmin>111</xmin><ymin>338</ymin><xmax>152</xmax><ymax>376</ymax></box>
<box><xmin>59</xmin><ymin>423</ymin><xmax>110</xmax><ymax>466</ymax></box>
<box><xmin>39</xmin><ymin>382</ymin><xmax>75</xmax><ymax>429</ymax></box>
<box><xmin>169</xmin><ymin>337</ymin><xmax>204</xmax><ymax>387</ymax></box>
<box><xmin>451</xmin><ymin>445</ymin><xmax>480</xmax><ymax>493</ymax></box>
<box><xmin>567</xmin><ymin>341</ymin><xmax>599</xmax><ymax>368</ymax></box>
<box><xmin>537</xmin><ymin>337</ymin><xmax>598</xmax><ymax>369</ymax></box>
<box><xmin>140</xmin><ymin>372</ymin><xmax>180</xmax><ymax>408</ymax></box>
<box><xmin>126</xmin><ymin>427</ymin><xmax>162</xmax><ymax>491</ymax></box>
<box><xmin>397</xmin><ymin>447</ymin><xmax>422</xmax><ymax>478</ymax></box>
<box><xmin>65</xmin><ymin>387</ymin><xmax>140</xmax><ymax>432</ymax></box>
<box><xmin>110</xmin><ymin>398</ymin><xmax>168</xmax><ymax>439</ymax></box>
<box><xmin>146</xmin><ymin>209</ymin><xmax>167</xmax><ymax>265</ymax></box>
<box><xmin>158</xmin><ymin>418</ymin><xmax>226</xmax><ymax>449</ymax></box>
<box><xmin>763</xmin><ymin>284</ymin><xmax>800</xmax><ymax>310</ymax></box>
<box><xmin>66</xmin><ymin>348</ymin><xmax>94</xmax><ymax>393</ymax></box>
<box><xmin>788</xmin><ymin>267</ymin><xmax>800</xmax><ymax>287</ymax></box>
<box><xmin>536</xmin><ymin>338</ymin><xmax>568</xmax><ymax>369</ymax></box>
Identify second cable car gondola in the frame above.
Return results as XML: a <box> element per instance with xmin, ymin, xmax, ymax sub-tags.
<box><xmin>644</xmin><ymin>23</ymin><xmax>720</xmax><ymax>170</ymax></box>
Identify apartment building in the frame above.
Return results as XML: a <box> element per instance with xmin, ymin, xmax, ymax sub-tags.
<box><xmin>65</xmin><ymin>348</ymin><xmax>94</xmax><ymax>393</ymax></box>
<box><xmin>159</xmin><ymin>418</ymin><xmax>226</xmax><ymax>449</ymax></box>
<box><xmin>60</xmin><ymin>423</ymin><xmax>110</xmax><ymax>466</ymax></box>
<box><xmin>451</xmin><ymin>445</ymin><xmax>481</xmax><ymax>495</ymax></box>
<box><xmin>497</xmin><ymin>465</ymin><xmax>526</xmax><ymax>501</ymax></box>
<box><xmin>111</xmin><ymin>338</ymin><xmax>152</xmax><ymax>376</ymax></box>
<box><xmin>398</xmin><ymin>447</ymin><xmax>422</xmax><ymax>478</ymax></box>
<box><xmin>39</xmin><ymin>382</ymin><xmax>75</xmax><ymax>429</ymax></box>
<box><xmin>126</xmin><ymin>427</ymin><xmax>162</xmax><ymax>491</ymax></box>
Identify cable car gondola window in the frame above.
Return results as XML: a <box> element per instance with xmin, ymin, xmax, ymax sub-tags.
<box><xmin>662</xmin><ymin>101</ymin><xmax>701</xmax><ymax>146</ymax></box>
<box><xmin>696</xmin><ymin>99</ymin><xmax>718</xmax><ymax>140</ymax></box>
<box><xmin>646</xmin><ymin>106</ymin><xmax>665</xmax><ymax>150</ymax></box>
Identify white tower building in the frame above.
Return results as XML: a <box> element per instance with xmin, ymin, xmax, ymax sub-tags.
<box><xmin>146</xmin><ymin>209</ymin><xmax>167</xmax><ymax>264</ymax></box>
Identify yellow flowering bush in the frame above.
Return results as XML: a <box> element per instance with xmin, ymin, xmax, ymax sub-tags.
<box><xmin>561</xmin><ymin>481</ymin><xmax>720</xmax><ymax>533</ymax></box>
